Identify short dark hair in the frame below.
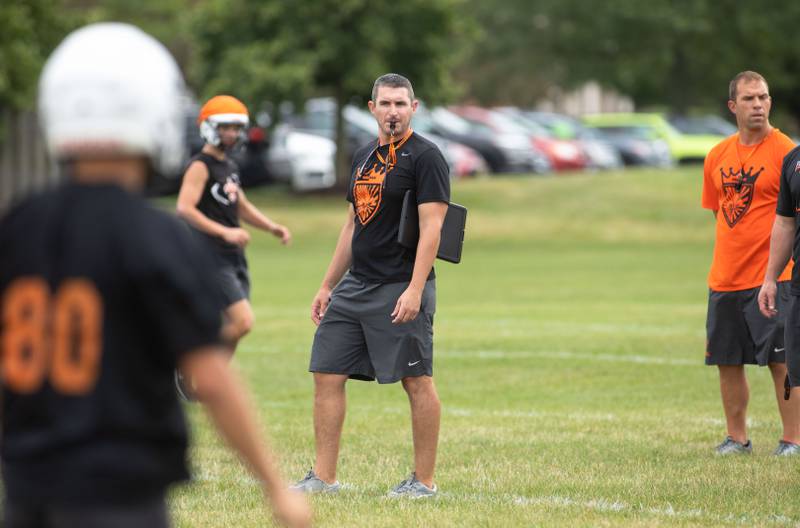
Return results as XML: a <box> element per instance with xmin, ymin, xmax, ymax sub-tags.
<box><xmin>371</xmin><ymin>73</ymin><xmax>415</xmax><ymax>102</ymax></box>
<box><xmin>729</xmin><ymin>71</ymin><xmax>768</xmax><ymax>101</ymax></box>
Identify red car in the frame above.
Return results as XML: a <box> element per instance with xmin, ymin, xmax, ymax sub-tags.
<box><xmin>450</xmin><ymin>106</ymin><xmax>588</xmax><ymax>171</ymax></box>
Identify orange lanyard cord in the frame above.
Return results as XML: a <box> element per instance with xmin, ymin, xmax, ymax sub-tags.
<box><xmin>376</xmin><ymin>128</ymin><xmax>413</xmax><ymax>168</ymax></box>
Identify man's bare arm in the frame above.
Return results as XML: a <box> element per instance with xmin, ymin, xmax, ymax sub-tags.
<box><xmin>391</xmin><ymin>201</ymin><xmax>448</xmax><ymax>324</ymax></box>
<box><xmin>181</xmin><ymin>348</ymin><xmax>311</xmax><ymax>527</ymax></box>
<box><xmin>237</xmin><ymin>191</ymin><xmax>291</xmax><ymax>245</ymax></box>
<box><xmin>758</xmin><ymin>215</ymin><xmax>795</xmax><ymax>318</ymax></box>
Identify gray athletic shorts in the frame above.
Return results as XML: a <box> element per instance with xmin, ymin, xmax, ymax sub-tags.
<box><xmin>215</xmin><ymin>251</ymin><xmax>250</xmax><ymax>307</ymax></box>
<box><xmin>705</xmin><ymin>282</ymin><xmax>790</xmax><ymax>366</ymax></box>
<box><xmin>310</xmin><ymin>273</ymin><xmax>435</xmax><ymax>383</ymax></box>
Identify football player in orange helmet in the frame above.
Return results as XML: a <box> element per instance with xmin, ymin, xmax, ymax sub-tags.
<box><xmin>176</xmin><ymin>96</ymin><xmax>292</xmax><ymax>380</ymax></box>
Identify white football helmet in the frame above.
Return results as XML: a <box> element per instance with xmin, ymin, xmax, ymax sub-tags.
<box><xmin>38</xmin><ymin>22</ymin><xmax>187</xmax><ymax>177</ymax></box>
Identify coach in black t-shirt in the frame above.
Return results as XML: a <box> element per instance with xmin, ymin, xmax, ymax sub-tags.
<box><xmin>291</xmin><ymin>74</ymin><xmax>450</xmax><ymax>497</ymax></box>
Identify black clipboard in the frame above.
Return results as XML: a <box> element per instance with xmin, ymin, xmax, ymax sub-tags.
<box><xmin>398</xmin><ymin>190</ymin><xmax>467</xmax><ymax>264</ymax></box>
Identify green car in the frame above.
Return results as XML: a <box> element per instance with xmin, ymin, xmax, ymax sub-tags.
<box><xmin>582</xmin><ymin>113</ymin><xmax>724</xmax><ymax>164</ymax></box>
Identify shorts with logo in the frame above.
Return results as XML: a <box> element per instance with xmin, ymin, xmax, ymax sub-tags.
<box><xmin>214</xmin><ymin>250</ymin><xmax>250</xmax><ymax>307</ymax></box>
<box><xmin>705</xmin><ymin>281</ymin><xmax>790</xmax><ymax>366</ymax></box>
<box><xmin>310</xmin><ymin>273</ymin><xmax>435</xmax><ymax>384</ymax></box>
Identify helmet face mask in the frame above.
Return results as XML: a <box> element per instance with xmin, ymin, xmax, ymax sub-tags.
<box><xmin>199</xmin><ymin>118</ymin><xmax>248</xmax><ymax>150</ymax></box>
<box><xmin>38</xmin><ymin>22</ymin><xmax>187</xmax><ymax>180</ymax></box>
<box><xmin>198</xmin><ymin>96</ymin><xmax>250</xmax><ymax>151</ymax></box>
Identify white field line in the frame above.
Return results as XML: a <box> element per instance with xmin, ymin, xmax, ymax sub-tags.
<box><xmin>441</xmin><ymin>406</ymin><xmax>749</xmax><ymax>428</ymax></box>
<box><xmin>442</xmin><ymin>349</ymin><xmax>698</xmax><ymax>366</ymax></box>
<box><xmin>507</xmin><ymin>493</ymin><xmax>795</xmax><ymax>526</ymax></box>
<box><xmin>253</xmin><ymin>399</ymin><xmax>748</xmax><ymax>429</ymax></box>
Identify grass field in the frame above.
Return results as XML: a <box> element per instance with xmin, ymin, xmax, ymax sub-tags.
<box><xmin>168</xmin><ymin>167</ymin><xmax>800</xmax><ymax>527</ymax></box>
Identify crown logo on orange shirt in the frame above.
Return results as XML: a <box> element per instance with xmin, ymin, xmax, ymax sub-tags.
<box><xmin>719</xmin><ymin>166</ymin><xmax>765</xmax><ymax>228</ymax></box>
<box><xmin>720</xmin><ymin>166</ymin><xmax>764</xmax><ymax>191</ymax></box>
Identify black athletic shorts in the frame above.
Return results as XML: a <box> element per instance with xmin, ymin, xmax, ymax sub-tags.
<box><xmin>2</xmin><ymin>496</ymin><xmax>169</xmax><ymax>528</ymax></box>
<box><xmin>310</xmin><ymin>273</ymin><xmax>435</xmax><ymax>384</ymax></box>
<box><xmin>705</xmin><ymin>282</ymin><xmax>790</xmax><ymax>366</ymax></box>
<box><xmin>783</xmin><ymin>293</ymin><xmax>800</xmax><ymax>388</ymax></box>
<box><xmin>214</xmin><ymin>251</ymin><xmax>250</xmax><ymax>307</ymax></box>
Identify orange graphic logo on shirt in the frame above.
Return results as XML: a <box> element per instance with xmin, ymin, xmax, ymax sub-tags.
<box><xmin>720</xmin><ymin>166</ymin><xmax>764</xmax><ymax>228</ymax></box>
<box><xmin>354</xmin><ymin>162</ymin><xmax>389</xmax><ymax>225</ymax></box>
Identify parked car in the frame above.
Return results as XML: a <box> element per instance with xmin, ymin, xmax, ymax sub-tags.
<box><xmin>510</xmin><ymin>110</ymin><xmax>623</xmax><ymax>170</ymax></box>
<box><xmin>231</xmin><ymin>125</ymin><xmax>274</xmax><ymax>187</ymax></box>
<box><xmin>426</xmin><ymin>106</ymin><xmax>551</xmax><ymax>174</ymax></box>
<box><xmin>668</xmin><ymin>115</ymin><xmax>737</xmax><ymax>137</ymax></box>
<box><xmin>292</xmin><ymin>98</ymin><xmax>373</xmax><ymax>159</ymax></box>
<box><xmin>264</xmin><ymin>124</ymin><xmax>336</xmax><ymax>191</ymax></box>
<box><xmin>445</xmin><ymin>141</ymin><xmax>490</xmax><ymax>178</ymax></box>
<box><xmin>583</xmin><ymin>113</ymin><xmax>721</xmax><ymax>164</ymax></box>
<box><xmin>583</xmin><ymin>124</ymin><xmax>673</xmax><ymax>167</ymax></box>
<box><xmin>492</xmin><ymin>107</ymin><xmax>591</xmax><ymax>172</ymax></box>
<box><xmin>396</xmin><ymin>105</ymin><xmax>489</xmax><ymax>176</ymax></box>
<box><xmin>451</xmin><ymin>105</ymin><xmax>585</xmax><ymax>172</ymax></box>
<box><xmin>410</xmin><ymin>104</ymin><xmax>507</xmax><ymax>174</ymax></box>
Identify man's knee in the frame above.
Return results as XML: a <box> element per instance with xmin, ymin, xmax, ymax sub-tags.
<box><xmin>314</xmin><ymin>373</ymin><xmax>348</xmax><ymax>396</ymax></box>
<box><xmin>402</xmin><ymin>376</ymin><xmax>438</xmax><ymax>400</ymax></box>
<box><xmin>768</xmin><ymin>362</ymin><xmax>787</xmax><ymax>374</ymax></box>
<box><xmin>718</xmin><ymin>364</ymin><xmax>745</xmax><ymax>380</ymax></box>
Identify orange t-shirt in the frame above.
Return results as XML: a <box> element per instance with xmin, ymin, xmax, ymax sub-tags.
<box><xmin>702</xmin><ymin>129</ymin><xmax>795</xmax><ymax>291</ymax></box>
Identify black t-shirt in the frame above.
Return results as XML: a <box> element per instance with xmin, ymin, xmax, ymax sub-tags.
<box><xmin>346</xmin><ymin>132</ymin><xmax>450</xmax><ymax>283</ymax></box>
<box><xmin>192</xmin><ymin>152</ymin><xmax>243</xmax><ymax>255</ymax></box>
<box><xmin>0</xmin><ymin>183</ymin><xmax>222</xmax><ymax>507</ymax></box>
<box><xmin>776</xmin><ymin>145</ymin><xmax>800</xmax><ymax>294</ymax></box>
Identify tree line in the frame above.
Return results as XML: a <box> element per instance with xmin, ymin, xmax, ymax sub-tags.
<box><xmin>5</xmin><ymin>0</ymin><xmax>800</xmax><ymax>143</ymax></box>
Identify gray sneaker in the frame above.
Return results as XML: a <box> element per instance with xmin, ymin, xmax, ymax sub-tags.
<box><xmin>388</xmin><ymin>473</ymin><xmax>438</xmax><ymax>499</ymax></box>
<box><xmin>773</xmin><ymin>440</ymin><xmax>800</xmax><ymax>456</ymax></box>
<box><xmin>289</xmin><ymin>469</ymin><xmax>341</xmax><ymax>494</ymax></box>
<box><xmin>715</xmin><ymin>436</ymin><xmax>752</xmax><ymax>455</ymax></box>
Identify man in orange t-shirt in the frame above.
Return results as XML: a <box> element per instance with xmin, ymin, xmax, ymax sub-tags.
<box><xmin>702</xmin><ymin>71</ymin><xmax>799</xmax><ymax>455</ymax></box>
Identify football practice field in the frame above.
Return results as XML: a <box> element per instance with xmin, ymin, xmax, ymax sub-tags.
<box><xmin>168</xmin><ymin>167</ymin><xmax>799</xmax><ymax>527</ymax></box>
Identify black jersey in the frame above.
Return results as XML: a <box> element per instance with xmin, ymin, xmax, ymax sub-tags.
<box><xmin>346</xmin><ymin>132</ymin><xmax>450</xmax><ymax>283</ymax></box>
<box><xmin>191</xmin><ymin>152</ymin><xmax>242</xmax><ymax>254</ymax></box>
<box><xmin>776</xmin><ymin>145</ymin><xmax>800</xmax><ymax>295</ymax></box>
<box><xmin>0</xmin><ymin>183</ymin><xmax>222</xmax><ymax>507</ymax></box>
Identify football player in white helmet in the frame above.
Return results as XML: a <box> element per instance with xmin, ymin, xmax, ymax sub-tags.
<box><xmin>0</xmin><ymin>22</ymin><xmax>310</xmax><ymax>528</ymax></box>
